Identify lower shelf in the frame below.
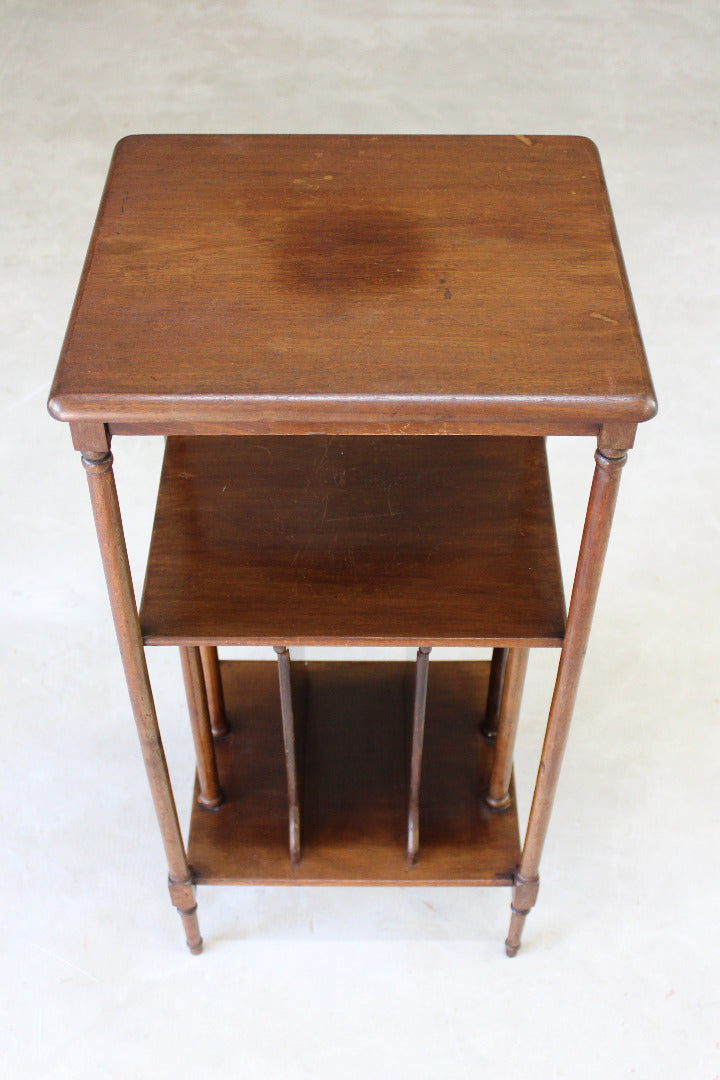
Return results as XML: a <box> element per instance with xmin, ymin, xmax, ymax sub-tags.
<box><xmin>187</xmin><ymin>659</ymin><xmax>521</xmax><ymax>886</ymax></box>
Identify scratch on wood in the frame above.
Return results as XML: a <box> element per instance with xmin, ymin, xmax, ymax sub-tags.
<box><xmin>515</xmin><ymin>135</ymin><xmax>533</xmax><ymax>147</ymax></box>
<box><xmin>589</xmin><ymin>311</ymin><xmax>619</xmax><ymax>325</ymax></box>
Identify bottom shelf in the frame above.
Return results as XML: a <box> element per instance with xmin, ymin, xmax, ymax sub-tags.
<box><xmin>188</xmin><ymin>660</ymin><xmax>520</xmax><ymax>886</ymax></box>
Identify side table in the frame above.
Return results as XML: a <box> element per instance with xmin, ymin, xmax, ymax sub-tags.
<box><xmin>48</xmin><ymin>135</ymin><xmax>656</xmax><ymax>954</ymax></box>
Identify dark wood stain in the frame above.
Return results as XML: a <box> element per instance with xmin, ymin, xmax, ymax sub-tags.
<box><xmin>48</xmin><ymin>134</ymin><xmax>657</xmax><ymax>431</ymax></box>
<box><xmin>274</xmin><ymin>209</ymin><xmax>427</xmax><ymax>293</ymax></box>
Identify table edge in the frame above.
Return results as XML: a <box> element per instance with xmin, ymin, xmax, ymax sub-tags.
<box><xmin>47</xmin><ymin>389</ymin><xmax>659</xmax><ymax>430</ymax></box>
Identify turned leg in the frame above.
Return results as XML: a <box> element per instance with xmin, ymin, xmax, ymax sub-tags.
<box><xmin>505</xmin><ymin>447</ymin><xmax>628</xmax><ymax>957</ymax></box>
<box><xmin>486</xmin><ymin>647</ymin><xmax>529</xmax><ymax>810</ymax></box>
<box><xmin>180</xmin><ymin>646</ymin><xmax>223</xmax><ymax>809</ymax></box>
<box><xmin>199</xmin><ymin>646</ymin><xmax>229</xmax><ymax>738</ymax></box>
<box><xmin>408</xmin><ymin>646</ymin><xmax>432</xmax><ymax>865</ymax></box>
<box><xmin>482</xmin><ymin>647</ymin><xmax>508</xmax><ymax>740</ymax></box>
<box><xmin>274</xmin><ymin>646</ymin><xmax>301</xmax><ymax>864</ymax></box>
<box><xmin>81</xmin><ymin>448</ymin><xmax>202</xmax><ymax>953</ymax></box>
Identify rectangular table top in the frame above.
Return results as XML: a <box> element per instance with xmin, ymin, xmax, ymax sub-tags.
<box><xmin>48</xmin><ymin>134</ymin><xmax>656</xmax><ymax>434</ymax></box>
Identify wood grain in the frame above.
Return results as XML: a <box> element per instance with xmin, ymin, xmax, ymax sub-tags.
<box><xmin>139</xmin><ymin>434</ymin><xmax>566</xmax><ymax>646</ymax></box>
<box><xmin>187</xmin><ymin>660</ymin><xmax>520</xmax><ymax>885</ymax></box>
<box><xmin>48</xmin><ymin>135</ymin><xmax>656</xmax><ymax>433</ymax></box>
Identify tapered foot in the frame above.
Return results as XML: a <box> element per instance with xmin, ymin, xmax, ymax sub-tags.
<box><xmin>180</xmin><ymin>908</ymin><xmax>204</xmax><ymax>955</ymax></box>
<box><xmin>169</xmin><ymin>877</ymin><xmax>203</xmax><ymax>955</ymax></box>
<box><xmin>504</xmin><ymin>871</ymin><xmax>539</xmax><ymax>957</ymax></box>
<box><xmin>505</xmin><ymin>908</ymin><xmax>527</xmax><ymax>957</ymax></box>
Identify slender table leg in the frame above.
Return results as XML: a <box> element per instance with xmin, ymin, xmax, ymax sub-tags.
<box><xmin>407</xmin><ymin>646</ymin><xmax>432</xmax><ymax>865</ymax></box>
<box><xmin>486</xmin><ymin>647</ymin><xmax>529</xmax><ymax>810</ymax></box>
<box><xmin>81</xmin><ymin>450</ymin><xmax>202</xmax><ymax>953</ymax></box>
<box><xmin>482</xmin><ymin>648</ymin><xmax>508</xmax><ymax>740</ymax></box>
<box><xmin>199</xmin><ymin>646</ymin><xmax>229</xmax><ymax>738</ymax></box>
<box><xmin>274</xmin><ymin>646</ymin><xmax>301</xmax><ymax>864</ymax></box>
<box><xmin>506</xmin><ymin>447</ymin><xmax>628</xmax><ymax>957</ymax></box>
<box><xmin>179</xmin><ymin>646</ymin><xmax>223</xmax><ymax>809</ymax></box>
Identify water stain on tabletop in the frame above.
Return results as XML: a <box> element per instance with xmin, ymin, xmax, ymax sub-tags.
<box><xmin>274</xmin><ymin>209</ymin><xmax>428</xmax><ymax>293</ymax></box>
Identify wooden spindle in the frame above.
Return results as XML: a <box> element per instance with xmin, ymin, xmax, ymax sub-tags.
<box><xmin>199</xmin><ymin>646</ymin><xmax>229</xmax><ymax>738</ymax></box>
<box><xmin>486</xmin><ymin>647</ymin><xmax>529</xmax><ymax>810</ymax></box>
<box><xmin>81</xmin><ymin>448</ymin><xmax>202</xmax><ymax>953</ymax></box>
<box><xmin>407</xmin><ymin>646</ymin><xmax>432</xmax><ymax>865</ymax></box>
<box><xmin>505</xmin><ymin>447</ymin><xmax>628</xmax><ymax>957</ymax></box>
<box><xmin>274</xmin><ymin>646</ymin><xmax>301</xmax><ymax>864</ymax></box>
<box><xmin>180</xmin><ymin>645</ymin><xmax>223</xmax><ymax>809</ymax></box>
<box><xmin>482</xmin><ymin>647</ymin><xmax>508</xmax><ymax>740</ymax></box>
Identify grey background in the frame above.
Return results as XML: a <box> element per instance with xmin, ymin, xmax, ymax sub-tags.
<box><xmin>1</xmin><ymin>2</ymin><xmax>718</xmax><ymax>1077</ymax></box>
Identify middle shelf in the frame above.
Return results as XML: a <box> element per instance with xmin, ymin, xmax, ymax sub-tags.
<box><xmin>139</xmin><ymin>435</ymin><xmax>566</xmax><ymax>647</ymax></box>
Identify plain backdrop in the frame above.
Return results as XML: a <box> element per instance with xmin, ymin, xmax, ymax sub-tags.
<box><xmin>1</xmin><ymin>2</ymin><xmax>718</xmax><ymax>1077</ymax></box>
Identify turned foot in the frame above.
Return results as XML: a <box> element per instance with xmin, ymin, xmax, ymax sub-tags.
<box><xmin>168</xmin><ymin>877</ymin><xmax>203</xmax><ymax>954</ymax></box>
<box><xmin>504</xmin><ymin>871</ymin><xmax>539</xmax><ymax>957</ymax></box>
<box><xmin>505</xmin><ymin>908</ymin><xmax>527</xmax><ymax>957</ymax></box>
<box><xmin>180</xmin><ymin>910</ymin><xmax>204</xmax><ymax>955</ymax></box>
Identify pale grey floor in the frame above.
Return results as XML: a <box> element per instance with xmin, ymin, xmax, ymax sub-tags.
<box><xmin>2</xmin><ymin>2</ymin><xmax>719</xmax><ymax>1077</ymax></box>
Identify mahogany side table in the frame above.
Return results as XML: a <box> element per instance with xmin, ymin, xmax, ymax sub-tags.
<box><xmin>48</xmin><ymin>135</ymin><xmax>656</xmax><ymax>955</ymax></box>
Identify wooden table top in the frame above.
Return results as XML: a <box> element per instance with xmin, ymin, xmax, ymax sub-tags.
<box><xmin>48</xmin><ymin>134</ymin><xmax>656</xmax><ymax>434</ymax></box>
